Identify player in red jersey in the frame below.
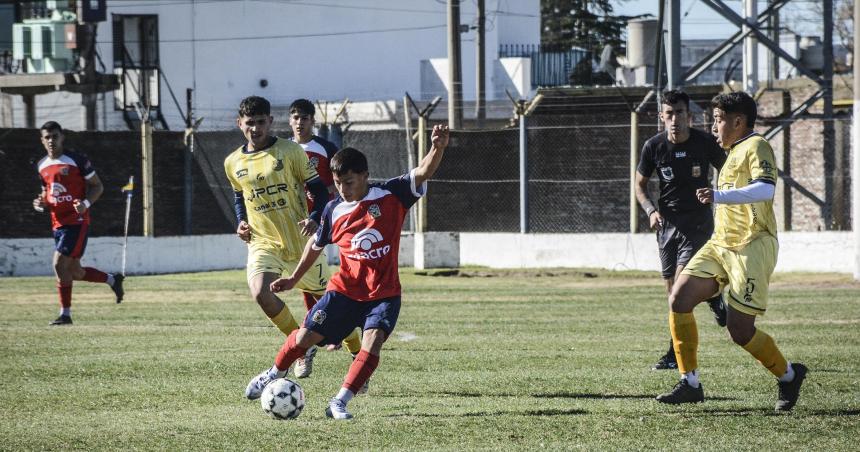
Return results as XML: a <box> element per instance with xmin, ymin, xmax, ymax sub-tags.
<box><xmin>244</xmin><ymin>124</ymin><xmax>450</xmax><ymax>419</ymax></box>
<box><xmin>32</xmin><ymin>122</ymin><xmax>125</xmax><ymax>325</ymax></box>
<box><xmin>288</xmin><ymin>98</ymin><xmax>364</xmax><ymax>377</ymax></box>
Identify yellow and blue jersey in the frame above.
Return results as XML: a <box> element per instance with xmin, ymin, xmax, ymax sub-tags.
<box><xmin>224</xmin><ymin>137</ymin><xmax>320</xmax><ymax>259</ymax></box>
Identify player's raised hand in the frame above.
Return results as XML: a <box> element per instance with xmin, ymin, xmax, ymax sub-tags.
<box><xmin>696</xmin><ymin>188</ymin><xmax>714</xmax><ymax>204</ymax></box>
<box><xmin>298</xmin><ymin>218</ymin><xmax>319</xmax><ymax>236</ymax></box>
<box><xmin>431</xmin><ymin>124</ymin><xmax>450</xmax><ymax>149</ymax></box>
<box><xmin>270</xmin><ymin>276</ymin><xmax>297</xmax><ymax>293</ymax></box>
<box><xmin>236</xmin><ymin>220</ymin><xmax>252</xmax><ymax>242</ymax></box>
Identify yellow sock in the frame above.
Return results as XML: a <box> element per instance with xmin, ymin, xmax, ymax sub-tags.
<box><xmin>742</xmin><ymin>329</ymin><xmax>788</xmax><ymax>378</ymax></box>
<box><xmin>342</xmin><ymin>328</ymin><xmax>362</xmax><ymax>354</ymax></box>
<box><xmin>269</xmin><ymin>305</ymin><xmax>299</xmax><ymax>336</ymax></box>
<box><xmin>669</xmin><ymin>311</ymin><xmax>698</xmax><ymax>374</ymax></box>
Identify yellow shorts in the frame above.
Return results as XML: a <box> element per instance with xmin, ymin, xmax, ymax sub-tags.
<box><xmin>682</xmin><ymin>235</ymin><xmax>778</xmax><ymax>316</ymax></box>
<box><xmin>246</xmin><ymin>243</ymin><xmax>331</xmax><ymax>295</ymax></box>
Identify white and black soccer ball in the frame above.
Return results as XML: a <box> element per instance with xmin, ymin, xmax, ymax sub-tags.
<box><xmin>260</xmin><ymin>378</ymin><xmax>305</xmax><ymax>420</ymax></box>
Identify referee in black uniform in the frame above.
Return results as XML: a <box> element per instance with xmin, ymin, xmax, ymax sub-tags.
<box><xmin>636</xmin><ymin>90</ymin><xmax>728</xmax><ymax>370</ymax></box>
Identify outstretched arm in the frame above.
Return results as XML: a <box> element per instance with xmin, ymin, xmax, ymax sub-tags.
<box><xmin>413</xmin><ymin>124</ymin><xmax>449</xmax><ymax>187</ymax></box>
<box><xmin>270</xmin><ymin>237</ymin><xmax>324</xmax><ymax>292</ymax></box>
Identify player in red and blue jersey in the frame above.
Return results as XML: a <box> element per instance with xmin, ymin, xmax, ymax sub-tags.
<box><xmin>288</xmin><ymin>98</ymin><xmax>363</xmax><ymax>377</ymax></box>
<box><xmin>32</xmin><ymin>122</ymin><xmax>124</xmax><ymax>326</ymax></box>
<box><xmin>244</xmin><ymin>124</ymin><xmax>450</xmax><ymax>419</ymax></box>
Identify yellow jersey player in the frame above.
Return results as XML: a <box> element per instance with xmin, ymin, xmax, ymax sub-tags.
<box><xmin>225</xmin><ymin>96</ymin><xmax>348</xmax><ymax>389</ymax></box>
<box><xmin>656</xmin><ymin>91</ymin><xmax>807</xmax><ymax>411</ymax></box>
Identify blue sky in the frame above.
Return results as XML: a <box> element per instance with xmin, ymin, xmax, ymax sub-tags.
<box><xmin>616</xmin><ymin>0</ymin><xmax>822</xmax><ymax>40</ymax></box>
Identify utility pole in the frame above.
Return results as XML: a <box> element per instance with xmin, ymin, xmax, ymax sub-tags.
<box><xmin>665</xmin><ymin>0</ymin><xmax>681</xmax><ymax>89</ymax></box>
<box><xmin>78</xmin><ymin>22</ymin><xmax>97</xmax><ymax>130</ymax></box>
<box><xmin>767</xmin><ymin>0</ymin><xmax>780</xmax><ymax>87</ymax></box>
<box><xmin>742</xmin><ymin>0</ymin><xmax>758</xmax><ymax>93</ymax></box>
<box><xmin>475</xmin><ymin>0</ymin><xmax>486</xmax><ymax>128</ymax></box>
<box><xmin>408</xmin><ymin>95</ymin><xmax>442</xmax><ymax>232</ymax></box>
<box><xmin>447</xmin><ymin>0</ymin><xmax>463</xmax><ymax>129</ymax></box>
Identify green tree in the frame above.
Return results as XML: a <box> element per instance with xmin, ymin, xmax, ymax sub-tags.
<box><xmin>541</xmin><ymin>0</ymin><xmax>644</xmax><ymax>84</ymax></box>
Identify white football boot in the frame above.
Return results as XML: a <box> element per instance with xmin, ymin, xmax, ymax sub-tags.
<box><xmin>245</xmin><ymin>366</ymin><xmax>278</xmax><ymax>400</ymax></box>
<box><xmin>294</xmin><ymin>346</ymin><xmax>317</xmax><ymax>378</ymax></box>
<box><xmin>324</xmin><ymin>398</ymin><xmax>354</xmax><ymax>420</ymax></box>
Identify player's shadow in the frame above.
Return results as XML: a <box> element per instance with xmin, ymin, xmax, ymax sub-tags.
<box><xmin>530</xmin><ymin>391</ymin><xmax>739</xmax><ymax>401</ymax></box>
<box><xmin>383</xmin><ymin>408</ymin><xmax>587</xmax><ymax>418</ymax></box>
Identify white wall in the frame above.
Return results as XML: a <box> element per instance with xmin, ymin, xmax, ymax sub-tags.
<box><xmin>4</xmin><ymin>0</ymin><xmax>540</xmax><ymax>131</ymax></box>
<box><xmin>1</xmin><ymin>232</ymin><xmax>852</xmax><ymax>277</ymax></box>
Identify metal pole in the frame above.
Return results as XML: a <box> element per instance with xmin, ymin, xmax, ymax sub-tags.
<box><xmin>141</xmin><ymin>116</ymin><xmax>155</xmax><ymax>237</ymax></box>
<box><xmin>822</xmin><ymin>0</ymin><xmax>834</xmax><ymax>229</ymax></box>
<box><xmin>666</xmin><ymin>0</ymin><xmax>681</xmax><ymax>89</ymax></box>
<box><xmin>447</xmin><ymin>0</ymin><xmax>463</xmax><ymax>129</ymax></box>
<box><xmin>519</xmin><ymin>105</ymin><xmax>528</xmax><ymax>234</ymax></box>
<box><xmin>853</xmin><ymin>0</ymin><xmax>860</xmax><ymax>279</ymax></box>
<box><xmin>767</xmin><ymin>0</ymin><xmax>780</xmax><ymax>87</ymax></box>
<box><xmin>417</xmin><ymin>115</ymin><xmax>427</xmax><ymax>232</ymax></box>
<box><xmin>743</xmin><ymin>0</ymin><xmax>758</xmax><ymax>93</ymax></box>
<box><xmin>630</xmin><ymin>111</ymin><xmax>639</xmax><ymax>233</ymax></box>
<box><xmin>184</xmin><ymin>88</ymin><xmax>193</xmax><ymax>235</ymax></box>
<box><xmin>23</xmin><ymin>94</ymin><xmax>35</xmax><ymax>128</ymax></box>
<box><xmin>475</xmin><ymin>0</ymin><xmax>485</xmax><ymax>128</ymax></box>
<box><xmin>403</xmin><ymin>96</ymin><xmax>417</xmax><ymax>233</ymax></box>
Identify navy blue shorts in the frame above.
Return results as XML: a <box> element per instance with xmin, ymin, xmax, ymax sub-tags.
<box><xmin>303</xmin><ymin>291</ymin><xmax>401</xmax><ymax>346</ymax></box>
<box><xmin>54</xmin><ymin>224</ymin><xmax>89</xmax><ymax>258</ymax></box>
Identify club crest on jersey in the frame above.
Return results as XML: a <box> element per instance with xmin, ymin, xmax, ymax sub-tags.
<box><xmin>660</xmin><ymin>166</ymin><xmax>674</xmax><ymax>181</ymax></box>
<box><xmin>236</xmin><ymin>168</ymin><xmax>248</xmax><ymax>178</ymax></box>
<box><xmin>60</xmin><ymin>167</ymin><xmax>69</xmax><ymax>176</ymax></box>
<box><xmin>691</xmin><ymin>165</ymin><xmax>701</xmax><ymax>178</ymax></box>
<box><xmin>348</xmin><ymin>228</ymin><xmax>390</xmax><ymax>260</ymax></box>
<box><xmin>312</xmin><ymin>310</ymin><xmax>327</xmax><ymax>324</ymax></box>
<box><xmin>309</xmin><ymin>156</ymin><xmax>319</xmax><ymax>168</ymax></box>
<box><xmin>273</xmin><ymin>159</ymin><xmax>284</xmax><ymax>171</ymax></box>
<box><xmin>368</xmin><ymin>204</ymin><xmax>381</xmax><ymax>218</ymax></box>
<box><xmin>760</xmin><ymin>160</ymin><xmax>774</xmax><ymax>175</ymax></box>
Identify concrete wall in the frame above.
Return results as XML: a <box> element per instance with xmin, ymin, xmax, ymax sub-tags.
<box><xmin>1</xmin><ymin>232</ymin><xmax>851</xmax><ymax>276</ymax></box>
<box><xmin>459</xmin><ymin>232</ymin><xmax>854</xmax><ymax>274</ymax></box>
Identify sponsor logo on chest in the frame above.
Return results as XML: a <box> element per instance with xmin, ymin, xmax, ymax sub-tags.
<box><xmin>347</xmin><ymin>227</ymin><xmax>391</xmax><ymax>260</ymax></box>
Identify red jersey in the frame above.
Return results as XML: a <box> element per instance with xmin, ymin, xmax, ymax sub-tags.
<box><xmin>292</xmin><ymin>135</ymin><xmax>338</xmax><ymax>213</ymax></box>
<box><xmin>37</xmin><ymin>151</ymin><xmax>96</xmax><ymax>230</ymax></box>
<box><xmin>313</xmin><ymin>170</ymin><xmax>426</xmax><ymax>302</ymax></box>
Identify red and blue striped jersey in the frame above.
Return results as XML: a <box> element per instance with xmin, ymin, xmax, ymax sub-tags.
<box><xmin>313</xmin><ymin>170</ymin><xmax>425</xmax><ymax>302</ymax></box>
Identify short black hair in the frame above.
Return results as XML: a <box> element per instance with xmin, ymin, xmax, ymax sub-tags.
<box><xmin>238</xmin><ymin>96</ymin><xmax>271</xmax><ymax>117</ymax></box>
<box><xmin>662</xmin><ymin>90</ymin><xmax>690</xmax><ymax>109</ymax></box>
<box><xmin>330</xmin><ymin>147</ymin><xmax>368</xmax><ymax>176</ymax></box>
<box><xmin>289</xmin><ymin>98</ymin><xmax>315</xmax><ymax>117</ymax></box>
<box><xmin>711</xmin><ymin>91</ymin><xmax>757</xmax><ymax>127</ymax></box>
<box><xmin>40</xmin><ymin>121</ymin><xmax>63</xmax><ymax>133</ymax></box>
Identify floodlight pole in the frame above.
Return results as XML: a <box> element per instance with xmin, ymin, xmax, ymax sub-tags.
<box><xmin>665</xmin><ymin>0</ymin><xmax>681</xmax><ymax>89</ymax></box>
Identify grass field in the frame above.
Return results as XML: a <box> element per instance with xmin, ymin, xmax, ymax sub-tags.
<box><xmin>1</xmin><ymin>268</ymin><xmax>859</xmax><ymax>450</ymax></box>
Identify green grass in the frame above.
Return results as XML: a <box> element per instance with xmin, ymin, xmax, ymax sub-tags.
<box><xmin>1</xmin><ymin>269</ymin><xmax>858</xmax><ymax>451</ymax></box>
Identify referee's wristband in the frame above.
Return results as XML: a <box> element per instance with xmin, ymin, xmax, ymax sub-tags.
<box><xmin>645</xmin><ymin>207</ymin><xmax>656</xmax><ymax>218</ymax></box>
<box><xmin>82</xmin><ymin>199</ymin><xmax>91</xmax><ymax>209</ymax></box>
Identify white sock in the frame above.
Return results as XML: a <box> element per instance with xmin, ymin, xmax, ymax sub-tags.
<box><xmin>106</xmin><ymin>274</ymin><xmax>115</xmax><ymax>286</ymax></box>
<box><xmin>779</xmin><ymin>362</ymin><xmax>795</xmax><ymax>383</ymax></box>
<box><xmin>60</xmin><ymin>307</ymin><xmax>70</xmax><ymax>317</ymax></box>
<box><xmin>681</xmin><ymin>370</ymin><xmax>700</xmax><ymax>388</ymax></box>
<box><xmin>335</xmin><ymin>387</ymin><xmax>355</xmax><ymax>405</ymax></box>
<box><xmin>270</xmin><ymin>365</ymin><xmax>287</xmax><ymax>379</ymax></box>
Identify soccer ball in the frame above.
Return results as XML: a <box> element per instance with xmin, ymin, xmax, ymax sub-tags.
<box><xmin>260</xmin><ymin>378</ymin><xmax>305</xmax><ymax>420</ymax></box>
